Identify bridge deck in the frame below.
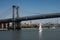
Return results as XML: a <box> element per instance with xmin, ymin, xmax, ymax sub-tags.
<box><xmin>0</xmin><ymin>13</ymin><xmax>60</xmax><ymax>23</ymax></box>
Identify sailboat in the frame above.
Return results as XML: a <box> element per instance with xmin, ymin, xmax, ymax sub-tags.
<box><xmin>52</xmin><ymin>26</ymin><xmax>55</xmax><ymax>29</ymax></box>
<box><xmin>39</xmin><ymin>23</ymin><xmax>42</xmax><ymax>32</ymax></box>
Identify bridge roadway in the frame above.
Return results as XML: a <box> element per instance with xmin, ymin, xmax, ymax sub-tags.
<box><xmin>0</xmin><ymin>13</ymin><xmax>60</xmax><ymax>23</ymax></box>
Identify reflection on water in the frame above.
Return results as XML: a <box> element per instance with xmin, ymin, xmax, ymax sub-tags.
<box><xmin>0</xmin><ymin>28</ymin><xmax>60</xmax><ymax>40</ymax></box>
<box><xmin>39</xmin><ymin>31</ymin><xmax>42</xmax><ymax>40</ymax></box>
<box><xmin>12</xmin><ymin>30</ymin><xmax>21</xmax><ymax>40</ymax></box>
<box><xmin>12</xmin><ymin>28</ymin><xmax>39</xmax><ymax>40</ymax></box>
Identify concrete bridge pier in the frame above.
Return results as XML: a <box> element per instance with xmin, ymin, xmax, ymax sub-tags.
<box><xmin>0</xmin><ymin>23</ymin><xmax>4</xmax><ymax>29</ymax></box>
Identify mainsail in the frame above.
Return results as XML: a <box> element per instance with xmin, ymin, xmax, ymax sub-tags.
<box><xmin>39</xmin><ymin>23</ymin><xmax>42</xmax><ymax>32</ymax></box>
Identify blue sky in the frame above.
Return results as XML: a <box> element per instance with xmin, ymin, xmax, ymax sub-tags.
<box><xmin>0</xmin><ymin>0</ymin><xmax>60</xmax><ymax>24</ymax></box>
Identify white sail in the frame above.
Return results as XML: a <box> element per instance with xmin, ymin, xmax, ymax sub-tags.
<box><xmin>39</xmin><ymin>23</ymin><xmax>42</xmax><ymax>32</ymax></box>
<box><xmin>52</xmin><ymin>26</ymin><xmax>55</xmax><ymax>29</ymax></box>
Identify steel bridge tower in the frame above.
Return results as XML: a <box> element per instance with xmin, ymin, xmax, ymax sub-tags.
<box><xmin>12</xmin><ymin>5</ymin><xmax>21</xmax><ymax>30</ymax></box>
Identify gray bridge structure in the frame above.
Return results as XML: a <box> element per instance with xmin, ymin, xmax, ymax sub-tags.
<box><xmin>0</xmin><ymin>5</ymin><xmax>60</xmax><ymax>30</ymax></box>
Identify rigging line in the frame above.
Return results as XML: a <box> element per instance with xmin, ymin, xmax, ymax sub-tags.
<box><xmin>0</xmin><ymin>7</ymin><xmax>12</xmax><ymax>19</ymax></box>
<box><xmin>8</xmin><ymin>0</ymin><xmax>17</xmax><ymax>5</ymax></box>
<box><xmin>0</xmin><ymin>0</ymin><xmax>21</xmax><ymax>19</ymax></box>
<box><xmin>21</xmin><ymin>7</ymin><xmax>40</xmax><ymax>14</ymax></box>
<box><xmin>9</xmin><ymin>0</ymin><xmax>20</xmax><ymax>6</ymax></box>
<box><xmin>0</xmin><ymin>0</ymin><xmax>16</xmax><ymax>16</ymax></box>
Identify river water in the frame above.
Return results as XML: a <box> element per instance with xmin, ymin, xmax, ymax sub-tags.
<box><xmin>0</xmin><ymin>28</ymin><xmax>60</xmax><ymax>40</ymax></box>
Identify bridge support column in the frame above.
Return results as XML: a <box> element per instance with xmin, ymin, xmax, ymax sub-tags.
<box><xmin>5</xmin><ymin>23</ymin><xmax>7</xmax><ymax>29</ymax></box>
<box><xmin>1</xmin><ymin>23</ymin><xmax>4</xmax><ymax>29</ymax></box>
<box><xmin>7</xmin><ymin>23</ymin><xmax>10</xmax><ymax>30</ymax></box>
<box><xmin>3</xmin><ymin>23</ymin><xmax>6</xmax><ymax>28</ymax></box>
<box><xmin>12</xmin><ymin>5</ymin><xmax>21</xmax><ymax>30</ymax></box>
<box><xmin>16</xmin><ymin>21</ymin><xmax>21</xmax><ymax>30</ymax></box>
<box><xmin>0</xmin><ymin>23</ymin><xmax>2</xmax><ymax>28</ymax></box>
<box><xmin>12</xmin><ymin>22</ymin><xmax>16</xmax><ymax>30</ymax></box>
